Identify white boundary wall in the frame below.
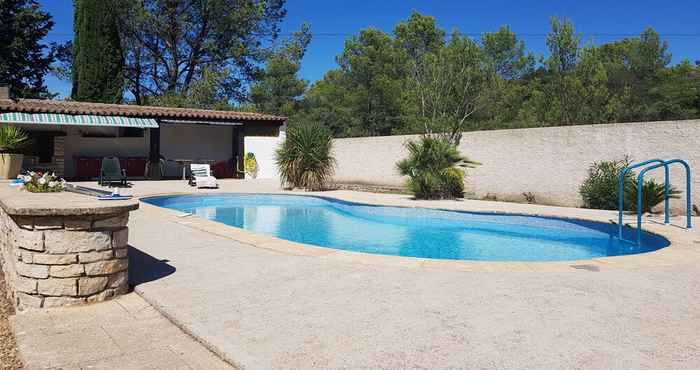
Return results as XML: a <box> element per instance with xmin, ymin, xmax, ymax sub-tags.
<box><xmin>244</xmin><ymin>125</ymin><xmax>285</xmax><ymax>179</ymax></box>
<box><xmin>332</xmin><ymin>119</ymin><xmax>700</xmax><ymax>210</ymax></box>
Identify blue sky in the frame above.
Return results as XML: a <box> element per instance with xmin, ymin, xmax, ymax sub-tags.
<box><xmin>40</xmin><ymin>0</ymin><xmax>700</xmax><ymax>98</ymax></box>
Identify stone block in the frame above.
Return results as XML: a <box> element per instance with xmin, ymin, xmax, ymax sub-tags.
<box><xmin>113</xmin><ymin>284</ymin><xmax>129</xmax><ymax>295</ymax></box>
<box><xmin>78</xmin><ymin>250</ymin><xmax>114</xmax><ymax>263</ymax></box>
<box><xmin>86</xmin><ymin>288</ymin><xmax>115</xmax><ymax>303</ymax></box>
<box><xmin>43</xmin><ymin>296</ymin><xmax>86</xmax><ymax>308</ymax></box>
<box><xmin>93</xmin><ymin>213</ymin><xmax>129</xmax><ymax>229</ymax></box>
<box><xmin>34</xmin><ymin>217</ymin><xmax>64</xmax><ymax>230</ymax></box>
<box><xmin>114</xmin><ymin>247</ymin><xmax>128</xmax><ymax>259</ymax></box>
<box><xmin>16</xmin><ymin>277</ymin><xmax>38</xmax><ymax>294</ymax></box>
<box><xmin>16</xmin><ymin>293</ymin><xmax>43</xmax><ymax>309</ymax></box>
<box><xmin>50</xmin><ymin>264</ymin><xmax>85</xmax><ymax>278</ymax></box>
<box><xmin>14</xmin><ymin>229</ymin><xmax>44</xmax><ymax>251</ymax></box>
<box><xmin>108</xmin><ymin>271</ymin><xmax>128</xmax><ymax>289</ymax></box>
<box><xmin>85</xmin><ymin>259</ymin><xmax>128</xmax><ymax>276</ymax></box>
<box><xmin>38</xmin><ymin>278</ymin><xmax>77</xmax><ymax>296</ymax></box>
<box><xmin>45</xmin><ymin>230</ymin><xmax>112</xmax><ymax>253</ymax></box>
<box><xmin>16</xmin><ymin>262</ymin><xmax>49</xmax><ymax>279</ymax></box>
<box><xmin>21</xmin><ymin>250</ymin><xmax>33</xmax><ymax>264</ymax></box>
<box><xmin>32</xmin><ymin>253</ymin><xmax>77</xmax><ymax>265</ymax></box>
<box><xmin>12</xmin><ymin>216</ymin><xmax>34</xmax><ymax>230</ymax></box>
<box><xmin>78</xmin><ymin>276</ymin><xmax>109</xmax><ymax>296</ymax></box>
<box><xmin>64</xmin><ymin>217</ymin><xmax>92</xmax><ymax>231</ymax></box>
<box><xmin>112</xmin><ymin>227</ymin><xmax>129</xmax><ymax>248</ymax></box>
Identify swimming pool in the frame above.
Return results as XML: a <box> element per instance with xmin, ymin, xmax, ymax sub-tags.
<box><xmin>143</xmin><ymin>194</ymin><xmax>670</xmax><ymax>262</ymax></box>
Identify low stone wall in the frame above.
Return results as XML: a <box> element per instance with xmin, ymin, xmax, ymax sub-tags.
<box><xmin>0</xmin><ymin>187</ymin><xmax>138</xmax><ymax>310</ymax></box>
<box><xmin>0</xmin><ymin>209</ymin><xmax>129</xmax><ymax>310</ymax></box>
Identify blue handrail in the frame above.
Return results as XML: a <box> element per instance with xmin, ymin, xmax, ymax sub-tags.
<box><xmin>635</xmin><ymin>159</ymin><xmax>692</xmax><ymax>244</ymax></box>
<box><xmin>618</xmin><ymin>159</ymin><xmax>668</xmax><ymax>239</ymax></box>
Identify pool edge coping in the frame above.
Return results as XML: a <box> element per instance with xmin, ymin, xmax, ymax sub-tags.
<box><xmin>136</xmin><ymin>191</ymin><xmax>700</xmax><ymax>272</ymax></box>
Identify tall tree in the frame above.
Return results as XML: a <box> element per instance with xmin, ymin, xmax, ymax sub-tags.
<box><xmin>336</xmin><ymin>28</ymin><xmax>408</xmax><ymax>136</ymax></box>
<box><xmin>71</xmin><ymin>0</ymin><xmax>124</xmax><ymax>103</ymax></box>
<box><xmin>0</xmin><ymin>0</ymin><xmax>54</xmax><ymax>98</ymax></box>
<box><xmin>545</xmin><ymin>17</ymin><xmax>582</xmax><ymax>124</ymax></box>
<box><xmin>120</xmin><ymin>0</ymin><xmax>287</xmax><ymax>105</ymax></box>
<box><xmin>546</xmin><ymin>17</ymin><xmax>580</xmax><ymax>74</ymax></box>
<box><xmin>409</xmin><ymin>31</ymin><xmax>492</xmax><ymax>145</ymax></box>
<box><xmin>250</xmin><ymin>24</ymin><xmax>312</xmax><ymax>116</ymax></box>
<box><xmin>482</xmin><ymin>26</ymin><xmax>534</xmax><ymax>80</ymax></box>
<box><xmin>394</xmin><ymin>11</ymin><xmax>445</xmax><ymax>64</ymax></box>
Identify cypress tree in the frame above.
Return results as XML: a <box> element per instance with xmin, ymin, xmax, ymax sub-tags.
<box><xmin>71</xmin><ymin>0</ymin><xmax>124</xmax><ymax>103</ymax></box>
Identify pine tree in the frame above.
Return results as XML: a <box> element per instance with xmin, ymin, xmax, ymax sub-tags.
<box><xmin>0</xmin><ymin>0</ymin><xmax>54</xmax><ymax>98</ymax></box>
<box><xmin>71</xmin><ymin>0</ymin><xmax>124</xmax><ymax>103</ymax></box>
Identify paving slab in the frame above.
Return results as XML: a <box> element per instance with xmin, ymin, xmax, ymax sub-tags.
<box><xmin>10</xmin><ymin>293</ymin><xmax>232</xmax><ymax>370</ymax></box>
<box><xmin>124</xmin><ymin>187</ymin><xmax>700</xmax><ymax>370</ymax></box>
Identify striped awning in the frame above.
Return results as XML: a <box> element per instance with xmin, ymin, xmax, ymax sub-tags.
<box><xmin>0</xmin><ymin>112</ymin><xmax>159</xmax><ymax>128</ymax></box>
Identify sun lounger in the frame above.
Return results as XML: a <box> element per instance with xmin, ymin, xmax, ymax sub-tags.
<box><xmin>189</xmin><ymin>163</ymin><xmax>218</xmax><ymax>188</ymax></box>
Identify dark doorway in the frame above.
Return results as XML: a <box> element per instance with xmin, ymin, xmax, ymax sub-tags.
<box><xmin>232</xmin><ymin>126</ymin><xmax>244</xmax><ymax>178</ymax></box>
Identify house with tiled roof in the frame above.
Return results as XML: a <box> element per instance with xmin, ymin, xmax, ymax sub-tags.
<box><xmin>0</xmin><ymin>86</ymin><xmax>287</xmax><ymax>180</ymax></box>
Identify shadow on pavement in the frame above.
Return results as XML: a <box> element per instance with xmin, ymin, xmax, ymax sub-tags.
<box><xmin>128</xmin><ymin>246</ymin><xmax>176</xmax><ymax>286</ymax></box>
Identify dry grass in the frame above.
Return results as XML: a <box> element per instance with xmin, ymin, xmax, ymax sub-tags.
<box><xmin>0</xmin><ymin>266</ymin><xmax>22</xmax><ymax>369</ymax></box>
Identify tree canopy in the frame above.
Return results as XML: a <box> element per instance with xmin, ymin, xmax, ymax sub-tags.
<box><xmin>119</xmin><ymin>0</ymin><xmax>287</xmax><ymax>105</ymax></box>
<box><xmin>71</xmin><ymin>0</ymin><xmax>124</xmax><ymax>103</ymax></box>
<box><xmin>0</xmin><ymin>0</ymin><xmax>55</xmax><ymax>98</ymax></box>
<box><xmin>292</xmin><ymin>13</ymin><xmax>700</xmax><ymax>138</ymax></box>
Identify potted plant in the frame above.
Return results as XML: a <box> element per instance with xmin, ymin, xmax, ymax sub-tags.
<box><xmin>244</xmin><ymin>152</ymin><xmax>258</xmax><ymax>179</ymax></box>
<box><xmin>0</xmin><ymin>125</ymin><xmax>29</xmax><ymax>179</ymax></box>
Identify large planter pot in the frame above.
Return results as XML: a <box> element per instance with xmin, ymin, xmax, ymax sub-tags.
<box><xmin>0</xmin><ymin>153</ymin><xmax>23</xmax><ymax>180</ymax></box>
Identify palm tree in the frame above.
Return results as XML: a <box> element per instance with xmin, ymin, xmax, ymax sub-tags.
<box><xmin>396</xmin><ymin>136</ymin><xmax>479</xmax><ymax>199</ymax></box>
<box><xmin>275</xmin><ymin>123</ymin><xmax>336</xmax><ymax>191</ymax></box>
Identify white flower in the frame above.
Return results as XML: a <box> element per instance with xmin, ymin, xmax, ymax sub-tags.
<box><xmin>29</xmin><ymin>171</ymin><xmax>36</xmax><ymax>177</ymax></box>
<box><xmin>21</xmin><ymin>175</ymin><xmax>31</xmax><ymax>183</ymax></box>
<box><xmin>48</xmin><ymin>181</ymin><xmax>57</xmax><ymax>188</ymax></box>
<box><xmin>38</xmin><ymin>178</ymin><xmax>47</xmax><ymax>185</ymax></box>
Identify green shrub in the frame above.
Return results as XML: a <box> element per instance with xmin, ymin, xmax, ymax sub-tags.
<box><xmin>275</xmin><ymin>123</ymin><xmax>335</xmax><ymax>191</ymax></box>
<box><xmin>580</xmin><ymin>158</ymin><xmax>680</xmax><ymax>213</ymax></box>
<box><xmin>0</xmin><ymin>125</ymin><xmax>29</xmax><ymax>153</ymax></box>
<box><xmin>579</xmin><ymin>158</ymin><xmax>632</xmax><ymax>210</ymax></box>
<box><xmin>625</xmin><ymin>179</ymin><xmax>680</xmax><ymax>214</ymax></box>
<box><xmin>396</xmin><ymin>136</ymin><xmax>478</xmax><ymax>199</ymax></box>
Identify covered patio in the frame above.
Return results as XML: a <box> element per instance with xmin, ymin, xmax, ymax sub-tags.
<box><xmin>0</xmin><ymin>94</ymin><xmax>287</xmax><ymax>181</ymax></box>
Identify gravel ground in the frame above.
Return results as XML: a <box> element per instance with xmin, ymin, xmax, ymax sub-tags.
<box><xmin>0</xmin><ymin>267</ymin><xmax>22</xmax><ymax>369</ymax></box>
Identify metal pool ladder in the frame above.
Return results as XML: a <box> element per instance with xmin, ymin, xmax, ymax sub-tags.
<box><xmin>617</xmin><ymin>159</ymin><xmax>692</xmax><ymax>245</ymax></box>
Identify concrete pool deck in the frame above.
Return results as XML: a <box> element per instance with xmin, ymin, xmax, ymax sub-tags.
<box><xmin>12</xmin><ymin>179</ymin><xmax>700</xmax><ymax>369</ymax></box>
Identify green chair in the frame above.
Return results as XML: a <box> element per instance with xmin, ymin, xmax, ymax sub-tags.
<box><xmin>99</xmin><ymin>157</ymin><xmax>127</xmax><ymax>186</ymax></box>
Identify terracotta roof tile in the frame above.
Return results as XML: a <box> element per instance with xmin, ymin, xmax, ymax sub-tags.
<box><xmin>0</xmin><ymin>98</ymin><xmax>286</xmax><ymax>123</ymax></box>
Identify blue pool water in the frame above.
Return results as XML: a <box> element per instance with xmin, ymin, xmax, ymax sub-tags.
<box><xmin>143</xmin><ymin>194</ymin><xmax>669</xmax><ymax>262</ymax></box>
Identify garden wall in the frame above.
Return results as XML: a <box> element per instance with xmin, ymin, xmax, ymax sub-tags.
<box><xmin>0</xmin><ymin>188</ymin><xmax>138</xmax><ymax>310</ymax></box>
<box><xmin>332</xmin><ymin>119</ymin><xmax>700</xmax><ymax>211</ymax></box>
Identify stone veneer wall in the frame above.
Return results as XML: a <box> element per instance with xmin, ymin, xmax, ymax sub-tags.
<box><xmin>0</xmin><ymin>208</ymin><xmax>129</xmax><ymax>310</ymax></box>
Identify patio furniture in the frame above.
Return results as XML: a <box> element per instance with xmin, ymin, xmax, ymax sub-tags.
<box><xmin>174</xmin><ymin>159</ymin><xmax>216</xmax><ymax>180</ymax></box>
<box><xmin>189</xmin><ymin>163</ymin><xmax>218</xmax><ymax>188</ymax></box>
<box><xmin>99</xmin><ymin>157</ymin><xmax>127</xmax><ymax>186</ymax></box>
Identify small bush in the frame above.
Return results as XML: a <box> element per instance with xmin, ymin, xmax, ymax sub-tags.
<box><xmin>396</xmin><ymin>136</ymin><xmax>478</xmax><ymax>200</ymax></box>
<box><xmin>625</xmin><ymin>179</ymin><xmax>680</xmax><ymax>214</ymax></box>
<box><xmin>580</xmin><ymin>158</ymin><xmax>632</xmax><ymax>210</ymax></box>
<box><xmin>275</xmin><ymin>123</ymin><xmax>335</xmax><ymax>191</ymax></box>
<box><xmin>522</xmin><ymin>192</ymin><xmax>536</xmax><ymax>204</ymax></box>
<box><xmin>580</xmin><ymin>158</ymin><xmax>680</xmax><ymax>213</ymax></box>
